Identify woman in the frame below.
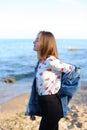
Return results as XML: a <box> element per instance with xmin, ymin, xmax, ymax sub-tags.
<box><xmin>26</xmin><ymin>31</ymin><xmax>75</xmax><ymax>130</ymax></box>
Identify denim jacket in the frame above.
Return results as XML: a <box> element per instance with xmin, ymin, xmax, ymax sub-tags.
<box><xmin>58</xmin><ymin>66</ymin><xmax>81</xmax><ymax>116</ymax></box>
<box><xmin>25</xmin><ymin>65</ymin><xmax>81</xmax><ymax>117</ymax></box>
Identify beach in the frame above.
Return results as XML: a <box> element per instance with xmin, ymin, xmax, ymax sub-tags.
<box><xmin>0</xmin><ymin>39</ymin><xmax>87</xmax><ymax>130</ymax></box>
<box><xmin>0</xmin><ymin>83</ymin><xmax>87</xmax><ymax>130</ymax></box>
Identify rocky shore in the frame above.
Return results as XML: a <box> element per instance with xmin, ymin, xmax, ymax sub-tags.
<box><xmin>0</xmin><ymin>83</ymin><xmax>87</xmax><ymax>130</ymax></box>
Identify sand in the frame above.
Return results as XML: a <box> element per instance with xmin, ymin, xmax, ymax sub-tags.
<box><xmin>0</xmin><ymin>83</ymin><xmax>87</xmax><ymax>130</ymax></box>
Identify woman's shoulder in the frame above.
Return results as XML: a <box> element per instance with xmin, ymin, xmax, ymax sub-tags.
<box><xmin>46</xmin><ymin>55</ymin><xmax>57</xmax><ymax>61</ymax></box>
<box><xmin>45</xmin><ymin>56</ymin><xmax>60</xmax><ymax>66</ymax></box>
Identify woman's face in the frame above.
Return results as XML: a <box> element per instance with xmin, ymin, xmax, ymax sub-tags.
<box><xmin>33</xmin><ymin>33</ymin><xmax>42</xmax><ymax>51</ymax></box>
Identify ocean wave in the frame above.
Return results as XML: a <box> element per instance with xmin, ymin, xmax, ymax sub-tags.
<box><xmin>0</xmin><ymin>72</ymin><xmax>34</xmax><ymax>82</ymax></box>
<box><xmin>10</xmin><ymin>72</ymin><xmax>34</xmax><ymax>80</ymax></box>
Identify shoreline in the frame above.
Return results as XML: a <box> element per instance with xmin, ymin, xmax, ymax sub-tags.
<box><xmin>0</xmin><ymin>82</ymin><xmax>87</xmax><ymax>110</ymax></box>
<box><xmin>0</xmin><ymin>81</ymin><xmax>32</xmax><ymax>104</ymax></box>
<box><xmin>0</xmin><ymin>82</ymin><xmax>87</xmax><ymax>112</ymax></box>
<box><xmin>0</xmin><ymin>81</ymin><xmax>87</xmax><ymax>105</ymax></box>
<box><xmin>0</xmin><ymin>93</ymin><xmax>29</xmax><ymax>113</ymax></box>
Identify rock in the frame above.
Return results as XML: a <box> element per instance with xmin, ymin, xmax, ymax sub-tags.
<box><xmin>72</xmin><ymin>113</ymin><xmax>78</xmax><ymax>118</ymax></box>
<box><xmin>68</xmin><ymin>125</ymin><xmax>74</xmax><ymax>129</ymax></box>
<box><xmin>75</xmin><ymin>122</ymin><xmax>82</xmax><ymax>128</ymax></box>
<box><xmin>4</xmin><ymin>78</ymin><xmax>16</xmax><ymax>83</ymax></box>
<box><xmin>71</xmin><ymin>105</ymin><xmax>77</xmax><ymax>110</ymax></box>
<box><xmin>68</xmin><ymin>48</ymin><xmax>79</xmax><ymax>51</ymax></box>
<box><xmin>71</xmin><ymin>119</ymin><xmax>77</xmax><ymax>125</ymax></box>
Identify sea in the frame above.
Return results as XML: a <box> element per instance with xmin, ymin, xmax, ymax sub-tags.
<box><xmin>0</xmin><ymin>39</ymin><xmax>87</xmax><ymax>104</ymax></box>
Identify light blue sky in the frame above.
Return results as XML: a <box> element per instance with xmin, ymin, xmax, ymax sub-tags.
<box><xmin>0</xmin><ymin>0</ymin><xmax>87</xmax><ymax>39</ymax></box>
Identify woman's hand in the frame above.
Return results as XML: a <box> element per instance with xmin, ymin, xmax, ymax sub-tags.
<box><xmin>30</xmin><ymin>116</ymin><xmax>36</xmax><ymax>121</ymax></box>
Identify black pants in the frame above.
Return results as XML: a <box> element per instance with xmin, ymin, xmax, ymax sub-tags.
<box><xmin>38</xmin><ymin>94</ymin><xmax>63</xmax><ymax>130</ymax></box>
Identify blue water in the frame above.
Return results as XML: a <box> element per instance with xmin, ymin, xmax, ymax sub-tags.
<box><xmin>0</xmin><ymin>39</ymin><xmax>87</xmax><ymax>103</ymax></box>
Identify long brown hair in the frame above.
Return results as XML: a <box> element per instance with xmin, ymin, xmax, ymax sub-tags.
<box><xmin>38</xmin><ymin>31</ymin><xmax>58</xmax><ymax>60</ymax></box>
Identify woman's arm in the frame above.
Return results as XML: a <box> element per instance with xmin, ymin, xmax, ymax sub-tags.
<box><xmin>48</xmin><ymin>56</ymin><xmax>74</xmax><ymax>73</ymax></box>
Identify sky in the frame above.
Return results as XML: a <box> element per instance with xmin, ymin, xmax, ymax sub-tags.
<box><xmin>0</xmin><ymin>0</ymin><xmax>87</xmax><ymax>39</ymax></box>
